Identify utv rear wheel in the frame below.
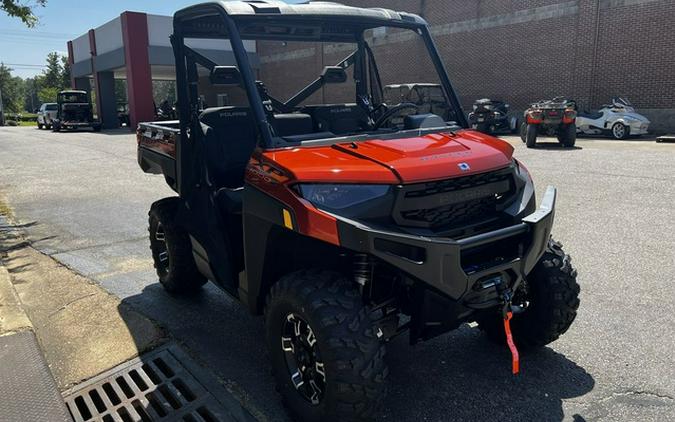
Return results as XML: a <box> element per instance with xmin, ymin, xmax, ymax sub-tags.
<box><xmin>37</xmin><ymin>123</ymin><xmax>43</xmax><ymax>129</ymax></box>
<box><xmin>265</xmin><ymin>270</ymin><xmax>388</xmax><ymax>422</ymax></box>
<box><xmin>149</xmin><ymin>198</ymin><xmax>206</xmax><ymax>295</ymax></box>
<box><xmin>477</xmin><ymin>238</ymin><xmax>580</xmax><ymax>350</ymax></box>
<box><xmin>519</xmin><ymin>122</ymin><xmax>527</xmax><ymax>142</ymax></box>
<box><xmin>557</xmin><ymin>124</ymin><xmax>577</xmax><ymax>147</ymax></box>
<box><xmin>525</xmin><ymin>124</ymin><xmax>538</xmax><ymax>148</ymax></box>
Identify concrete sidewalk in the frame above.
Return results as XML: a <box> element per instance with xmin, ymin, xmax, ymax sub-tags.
<box><xmin>1</xmin><ymin>263</ymin><xmax>71</xmax><ymax>422</ymax></box>
<box><xmin>1</xmin><ymin>210</ymin><xmax>255</xmax><ymax>421</ymax></box>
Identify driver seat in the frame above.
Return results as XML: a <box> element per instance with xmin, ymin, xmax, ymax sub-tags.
<box><xmin>579</xmin><ymin>110</ymin><xmax>604</xmax><ymax>120</ymax></box>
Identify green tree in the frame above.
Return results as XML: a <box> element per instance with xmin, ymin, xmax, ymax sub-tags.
<box><xmin>42</xmin><ymin>52</ymin><xmax>62</xmax><ymax>89</ymax></box>
<box><xmin>37</xmin><ymin>86</ymin><xmax>59</xmax><ymax>104</ymax></box>
<box><xmin>0</xmin><ymin>63</ymin><xmax>25</xmax><ymax>113</ymax></box>
<box><xmin>1</xmin><ymin>0</ymin><xmax>47</xmax><ymax>27</ymax></box>
<box><xmin>60</xmin><ymin>55</ymin><xmax>71</xmax><ymax>89</ymax></box>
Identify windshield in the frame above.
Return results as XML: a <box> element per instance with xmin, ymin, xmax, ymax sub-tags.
<box><xmin>181</xmin><ymin>18</ymin><xmax>463</xmax><ymax>147</ymax></box>
<box><xmin>59</xmin><ymin>93</ymin><xmax>88</xmax><ymax>103</ymax></box>
<box><xmin>45</xmin><ymin>104</ymin><xmax>57</xmax><ymax>111</ymax></box>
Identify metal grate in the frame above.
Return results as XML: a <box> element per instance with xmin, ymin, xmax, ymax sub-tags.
<box><xmin>62</xmin><ymin>345</ymin><xmax>252</xmax><ymax>422</ymax></box>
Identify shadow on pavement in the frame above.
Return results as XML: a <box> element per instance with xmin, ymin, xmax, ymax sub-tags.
<box><xmin>119</xmin><ymin>281</ymin><xmax>595</xmax><ymax>422</ymax></box>
<box><xmin>531</xmin><ymin>143</ymin><xmax>583</xmax><ymax>151</ymax></box>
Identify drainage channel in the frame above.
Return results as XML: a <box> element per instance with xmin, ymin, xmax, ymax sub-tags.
<box><xmin>62</xmin><ymin>344</ymin><xmax>254</xmax><ymax>422</ymax></box>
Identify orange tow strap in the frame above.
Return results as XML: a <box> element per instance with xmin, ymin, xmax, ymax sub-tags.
<box><xmin>503</xmin><ymin>311</ymin><xmax>520</xmax><ymax>375</ymax></box>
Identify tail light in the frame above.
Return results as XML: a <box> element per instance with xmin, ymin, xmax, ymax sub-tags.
<box><xmin>563</xmin><ymin>108</ymin><xmax>576</xmax><ymax>124</ymax></box>
<box><xmin>526</xmin><ymin>110</ymin><xmax>543</xmax><ymax>124</ymax></box>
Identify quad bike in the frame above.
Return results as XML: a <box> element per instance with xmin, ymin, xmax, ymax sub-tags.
<box><xmin>576</xmin><ymin>97</ymin><xmax>650</xmax><ymax>140</ymax></box>
<box><xmin>520</xmin><ymin>97</ymin><xmax>577</xmax><ymax>148</ymax></box>
<box><xmin>137</xmin><ymin>2</ymin><xmax>580</xmax><ymax>421</ymax></box>
<box><xmin>468</xmin><ymin>98</ymin><xmax>519</xmax><ymax>134</ymax></box>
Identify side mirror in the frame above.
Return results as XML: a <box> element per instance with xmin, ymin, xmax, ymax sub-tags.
<box><xmin>210</xmin><ymin>66</ymin><xmax>241</xmax><ymax>86</ymax></box>
<box><xmin>321</xmin><ymin>66</ymin><xmax>347</xmax><ymax>84</ymax></box>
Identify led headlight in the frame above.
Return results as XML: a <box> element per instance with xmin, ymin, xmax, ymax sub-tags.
<box><xmin>296</xmin><ymin>184</ymin><xmax>390</xmax><ymax>210</ymax></box>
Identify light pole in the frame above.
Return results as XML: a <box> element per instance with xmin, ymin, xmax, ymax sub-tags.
<box><xmin>0</xmin><ymin>86</ymin><xmax>5</xmax><ymax>126</ymax></box>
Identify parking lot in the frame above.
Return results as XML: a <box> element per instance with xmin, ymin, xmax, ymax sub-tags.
<box><xmin>0</xmin><ymin>125</ymin><xmax>674</xmax><ymax>421</ymax></box>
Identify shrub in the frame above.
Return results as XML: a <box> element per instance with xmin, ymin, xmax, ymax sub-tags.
<box><xmin>6</xmin><ymin>120</ymin><xmax>18</xmax><ymax>126</ymax></box>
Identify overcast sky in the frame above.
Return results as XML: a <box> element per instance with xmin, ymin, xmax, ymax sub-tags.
<box><xmin>0</xmin><ymin>0</ymin><xmax>303</xmax><ymax>78</ymax></box>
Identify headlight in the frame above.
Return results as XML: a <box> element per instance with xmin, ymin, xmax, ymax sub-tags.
<box><xmin>296</xmin><ymin>184</ymin><xmax>390</xmax><ymax>210</ymax></box>
<box><xmin>507</xmin><ymin>159</ymin><xmax>536</xmax><ymax>217</ymax></box>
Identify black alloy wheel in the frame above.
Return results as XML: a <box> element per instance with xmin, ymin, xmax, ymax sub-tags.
<box><xmin>282</xmin><ymin>313</ymin><xmax>326</xmax><ymax>405</ymax></box>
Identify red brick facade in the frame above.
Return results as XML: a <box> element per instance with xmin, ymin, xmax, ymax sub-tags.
<box><xmin>258</xmin><ymin>0</ymin><xmax>675</xmax><ymax>115</ymax></box>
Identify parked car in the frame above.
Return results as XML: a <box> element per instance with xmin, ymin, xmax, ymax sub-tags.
<box><xmin>37</xmin><ymin>103</ymin><xmax>58</xmax><ymax>129</ymax></box>
<box><xmin>468</xmin><ymin>98</ymin><xmax>518</xmax><ymax>134</ymax></box>
<box><xmin>520</xmin><ymin>97</ymin><xmax>577</xmax><ymax>148</ymax></box>
<box><xmin>576</xmin><ymin>97</ymin><xmax>649</xmax><ymax>140</ymax></box>
<box><xmin>52</xmin><ymin>90</ymin><xmax>101</xmax><ymax>132</ymax></box>
<box><xmin>136</xmin><ymin>3</ymin><xmax>579</xmax><ymax>421</ymax></box>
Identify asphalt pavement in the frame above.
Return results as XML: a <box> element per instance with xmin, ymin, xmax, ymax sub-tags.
<box><xmin>0</xmin><ymin>126</ymin><xmax>673</xmax><ymax>421</ymax></box>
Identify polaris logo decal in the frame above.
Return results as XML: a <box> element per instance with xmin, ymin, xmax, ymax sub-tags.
<box><xmin>458</xmin><ymin>162</ymin><xmax>471</xmax><ymax>172</ymax></box>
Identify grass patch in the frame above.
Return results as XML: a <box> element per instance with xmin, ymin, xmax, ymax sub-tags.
<box><xmin>19</xmin><ymin>121</ymin><xmax>37</xmax><ymax>127</ymax></box>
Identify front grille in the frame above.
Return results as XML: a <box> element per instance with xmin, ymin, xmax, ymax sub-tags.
<box><xmin>394</xmin><ymin>167</ymin><xmax>515</xmax><ymax>232</ymax></box>
<box><xmin>401</xmin><ymin>196</ymin><xmax>498</xmax><ymax>228</ymax></box>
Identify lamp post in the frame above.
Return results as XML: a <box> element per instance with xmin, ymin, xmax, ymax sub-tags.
<box><xmin>0</xmin><ymin>86</ymin><xmax>5</xmax><ymax>126</ymax></box>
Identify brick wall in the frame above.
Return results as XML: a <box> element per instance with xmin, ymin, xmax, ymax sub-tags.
<box><xmin>258</xmin><ymin>0</ymin><xmax>675</xmax><ymax>124</ymax></box>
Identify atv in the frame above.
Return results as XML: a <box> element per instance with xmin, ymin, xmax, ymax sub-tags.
<box><xmin>52</xmin><ymin>90</ymin><xmax>102</xmax><ymax>132</ymax></box>
<box><xmin>520</xmin><ymin>97</ymin><xmax>577</xmax><ymax>148</ymax></box>
<box><xmin>468</xmin><ymin>98</ymin><xmax>519</xmax><ymax>134</ymax></box>
<box><xmin>137</xmin><ymin>2</ymin><xmax>580</xmax><ymax>421</ymax></box>
<box><xmin>576</xmin><ymin>97</ymin><xmax>650</xmax><ymax>140</ymax></box>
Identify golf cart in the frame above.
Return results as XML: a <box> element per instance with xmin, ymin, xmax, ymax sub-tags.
<box><xmin>52</xmin><ymin>90</ymin><xmax>101</xmax><ymax>132</ymax></box>
<box><xmin>576</xmin><ymin>97</ymin><xmax>650</xmax><ymax>140</ymax></box>
<box><xmin>520</xmin><ymin>97</ymin><xmax>577</xmax><ymax>148</ymax></box>
<box><xmin>137</xmin><ymin>2</ymin><xmax>580</xmax><ymax>420</ymax></box>
<box><xmin>468</xmin><ymin>98</ymin><xmax>519</xmax><ymax>134</ymax></box>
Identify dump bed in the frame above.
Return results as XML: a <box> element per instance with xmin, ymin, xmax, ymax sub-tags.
<box><xmin>137</xmin><ymin>121</ymin><xmax>180</xmax><ymax>191</ymax></box>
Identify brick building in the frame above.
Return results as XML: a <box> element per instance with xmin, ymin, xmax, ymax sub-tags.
<box><xmin>258</xmin><ymin>0</ymin><xmax>675</xmax><ymax>133</ymax></box>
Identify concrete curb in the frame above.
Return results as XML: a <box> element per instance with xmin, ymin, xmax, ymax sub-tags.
<box><xmin>0</xmin><ymin>265</ymin><xmax>32</xmax><ymax>336</ymax></box>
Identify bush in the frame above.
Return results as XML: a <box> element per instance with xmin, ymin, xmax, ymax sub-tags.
<box><xmin>6</xmin><ymin>120</ymin><xmax>18</xmax><ymax>126</ymax></box>
<box><xmin>20</xmin><ymin>113</ymin><xmax>38</xmax><ymax>122</ymax></box>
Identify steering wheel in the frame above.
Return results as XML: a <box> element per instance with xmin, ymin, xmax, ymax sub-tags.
<box><xmin>372</xmin><ymin>102</ymin><xmax>419</xmax><ymax>130</ymax></box>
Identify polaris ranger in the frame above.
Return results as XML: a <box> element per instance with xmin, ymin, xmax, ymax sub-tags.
<box><xmin>137</xmin><ymin>2</ymin><xmax>580</xmax><ymax>421</ymax></box>
<box><xmin>52</xmin><ymin>90</ymin><xmax>102</xmax><ymax>132</ymax></box>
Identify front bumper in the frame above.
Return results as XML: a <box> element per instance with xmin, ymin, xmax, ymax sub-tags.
<box><xmin>628</xmin><ymin>122</ymin><xmax>650</xmax><ymax>136</ymax></box>
<box><xmin>336</xmin><ymin>186</ymin><xmax>557</xmax><ymax>301</ymax></box>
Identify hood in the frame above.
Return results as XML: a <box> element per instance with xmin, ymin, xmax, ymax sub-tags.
<box><xmin>265</xmin><ymin>129</ymin><xmax>514</xmax><ymax>184</ymax></box>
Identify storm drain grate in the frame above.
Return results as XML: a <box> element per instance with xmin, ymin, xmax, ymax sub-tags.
<box><xmin>62</xmin><ymin>344</ymin><xmax>253</xmax><ymax>422</ymax></box>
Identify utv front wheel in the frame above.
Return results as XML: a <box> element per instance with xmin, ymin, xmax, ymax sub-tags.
<box><xmin>525</xmin><ymin>124</ymin><xmax>538</xmax><ymax>148</ymax></box>
<box><xmin>266</xmin><ymin>270</ymin><xmax>388</xmax><ymax>422</ymax></box>
<box><xmin>148</xmin><ymin>198</ymin><xmax>206</xmax><ymax>294</ymax></box>
<box><xmin>477</xmin><ymin>238</ymin><xmax>580</xmax><ymax>350</ymax></box>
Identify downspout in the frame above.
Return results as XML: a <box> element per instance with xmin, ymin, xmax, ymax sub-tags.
<box><xmin>589</xmin><ymin>0</ymin><xmax>601</xmax><ymax>108</ymax></box>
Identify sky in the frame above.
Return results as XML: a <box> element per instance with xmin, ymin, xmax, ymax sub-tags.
<box><xmin>0</xmin><ymin>0</ymin><xmax>302</xmax><ymax>78</ymax></box>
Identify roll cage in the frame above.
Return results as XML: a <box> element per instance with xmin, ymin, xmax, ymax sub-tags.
<box><xmin>170</xmin><ymin>1</ymin><xmax>467</xmax><ymax>149</ymax></box>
